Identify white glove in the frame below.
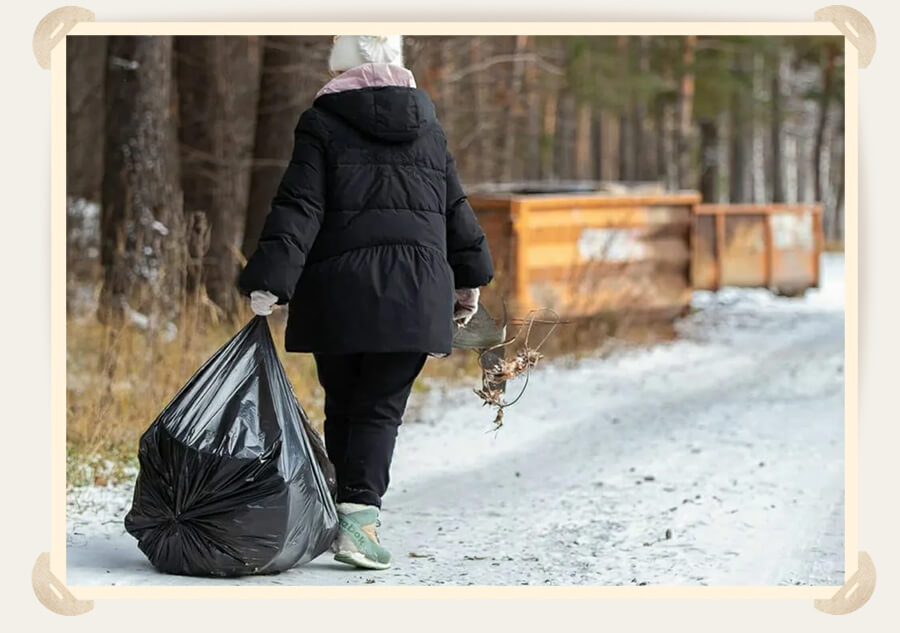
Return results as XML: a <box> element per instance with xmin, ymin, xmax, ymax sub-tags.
<box><xmin>453</xmin><ymin>288</ymin><xmax>480</xmax><ymax>326</ymax></box>
<box><xmin>250</xmin><ymin>290</ymin><xmax>278</xmax><ymax>316</ymax></box>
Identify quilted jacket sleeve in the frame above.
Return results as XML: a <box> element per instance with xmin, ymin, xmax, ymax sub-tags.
<box><xmin>238</xmin><ymin>109</ymin><xmax>327</xmax><ymax>303</ymax></box>
<box><xmin>445</xmin><ymin>151</ymin><xmax>494</xmax><ymax>289</ymax></box>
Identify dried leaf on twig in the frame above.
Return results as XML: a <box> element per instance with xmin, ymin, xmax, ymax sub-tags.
<box><xmin>473</xmin><ymin>308</ymin><xmax>561</xmax><ymax>430</ymax></box>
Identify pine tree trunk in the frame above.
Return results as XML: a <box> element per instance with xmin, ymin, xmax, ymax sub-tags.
<box><xmin>770</xmin><ymin>49</ymin><xmax>785</xmax><ymax>202</ymax></box>
<box><xmin>524</xmin><ymin>42</ymin><xmax>542</xmax><ymax>182</ymax></box>
<box><xmin>243</xmin><ymin>36</ymin><xmax>330</xmax><ymax>258</ymax></box>
<box><xmin>675</xmin><ymin>35</ymin><xmax>697</xmax><ymax>190</ymax></box>
<box><xmin>728</xmin><ymin>92</ymin><xmax>748</xmax><ymax>201</ymax></box>
<box><xmin>658</xmin><ymin>59</ymin><xmax>678</xmax><ymax>191</ymax></box>
<box><xmin>67</xmin><ymin>36</ymin><xmax>107</xmax><ymax>201</ymax></box>
<box><xmin>826</xmin><ymin>111</ymin><xmax>845</xmax><ymax>241</ymax></box>
<box><xmin>591</xmin><ymin>108</ymin><xmax>604</xmax><ymax>181</ymax></box>
<box><xmin>729</xmin><ymin>52</ymin><xmax>752</xmax><ymax>202</ymax></box>
<box><xmin>654</xmin><ymin>98</ymin><xmax>672</xmax><ymax>187</ymax></box>
<box><xmin>556</xmin><ymin>92</ymin><xmax>576</xmax><ymax>180</ymax></box>
<box><xmin>470</xmin><ymin>37</ymin><xmax>493</xmax><ymax>182</ymax></box>
<box><xmin>813</xmin><ymin>43</ymin><xmax>837</xmax><ymax>205</ymax></box>
<box><xmin>599</xmin><ymin>109</ymin><xmax>621</xmax><ymax>182</ymax></box>
<box><xmin>634</xmin><ymin>36</ymin><xmax>651</xmax><ymax>180</ymax></box>
<box><xmin>176</xmin><ymin>36</ymin><xmax>261</xmax><ymax>315</ymax></box>
<box><xmin>438</xmin><ymin>37</ymin><xmax>457</xmax><ymax>144</ymax></box>
<box><xmin>832</xmin><ymin>149</ymin><xmax>845</xmax><ymax>242</ymax></box>
<box><xmin>698</xmin><ymin>118</ymin><xmax>719</xmax><ymax>201</ymax></box>
<box><xmin>501</xmin><ymin>35</ymin><xmax>528</xmax><ymax>182</ymax></box>
<box><xmin>575</xmin><ymin>102</ymin><xmax>593</xmax><ymax>180</ymax></box>
<box><xmin>616</xmin><ymin>36</ymin><xmax>633</xmax><ymax>182</ymax></box>
<box><xmin>751</xmin><ymin>52</ymin><xmax>767</xmax><ymax>202</ymax></box>
<box><xmin>100</xmin><ymin>36</ymin><xmax>184</xmax><ymax>325</ymax></box>
<box><xmin>541</xmin><ymin>88</ymin><xmax>559</xmax><ymax>180</ymax></box>
<box><xmin>797</xmin><ymin>134</ymin><xmax>811</xmax><ymax>202</ymax></box>
<box><xmin>653</xmin><ymin>100</ymin><xmax>664</xmax><ymax>183</ymax></box>
<box><xmin>618</xmin><ymin>111</ymin><xmax>631</xmax><ymax>181</ymax></box>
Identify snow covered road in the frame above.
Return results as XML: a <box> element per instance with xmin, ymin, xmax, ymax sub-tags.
<box><xmin>66</xmin><ymin>254</ymin><xmax>845</xmax><ymax>587</ymax></box>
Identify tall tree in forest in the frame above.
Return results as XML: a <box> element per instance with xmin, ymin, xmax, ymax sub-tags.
<box><xmin>67</xmin><ymin>36</ymin><xmax>107</xmax><ymax>201</ymax></box>
<box><xmin>750</xmin><ymin>51</ymin><xmax>767</xmax><ymax>202</ymax></box>
<box><xmin>436</xmin><ymin>37</ymin><xmax>458</xmax><ymax>140</ymax></box>
<box><xmin>769</xmin><ymin>44</ymin><xmax>786</xmax><ymax>202</ymax></box>
<box><xmin>729</xmin><ymin>49</ymin><xmax>753</xmax><ymax>202</ymax></box>
<box><xmin>565</xmin><ymin>36</ymin><xmax>613</xmax><ymax>182</ymax></box>
<box><xmin>653</xmin><ymin>96</ymin><xmax>671</xmax><ymax>187</ymax></box>
<box><xmin>675</xmin><ymin>35</ymin><xmax>697</xmax><ymax>190</ymax></box>
<box><xmin>633</xmin><ymin>36</ymin><xmax>652</xmax><ymax>180</ymax></box>
<box><xmin>813</xmin><ymin>40</ymin><xmax>840</xmax><ymax>207</ymax></box>
<box><xmin>242</xmin><ymin>36</ymin><xmax>331</xmax><ymax>259</ymax></box>
<box><xmin>524</xmin><ymin>38</ymin><xmax>542</xmax><ymax>181</ymax></box>
<box><xmin>829</xmin><ymin>110</ymin><xmax>845</xmax><ymax>241</ymax></box>
<box><xmin>534</xmin><ymin>37</ymin><xmax>564</xmax><ymax>181</ymax></box>
<box><xmin>574</xmin><ymin>102</ymin><xmax>593</xmax><ymax>180</ymax></box>
<box><xmin>556</xmin><ymin>91</ymin><xmax>576</xmax><ymax>179</ymax></box>
<box><xmin>470</xmin><ymin>37</ymin><xmax>494</xmax><ymax>182</ymax></box>
<box><xmin>617</xmin><ymin>37</ymin><xmax>635</xmax><ymax>181</ymax></box>
<box><xmin>502</xmin><ymin>35</ymin><xmax>528</xmax><ymax>182</ymax></box>
<box><xmin>698</xmin><ymin>118</ymin><xmax>719</xmax><ymax>201</ymax></box>
<box><xmin>541</xmin><ymin>86</ymin><xmax>560</xmax><ymax>180</ymax></box>
<box><xmin>176</xmin><ymin>36</ymin><xmax>261</xmax><ymax>315</ymax></box>
<box><xmin>694</xmin><ymin>36</ymin><xmax>740</xmax><ymax>202</ymax></box>
<box><xmin>100</xmin><ymin>36</ymin><xmax>184</xmax><ymax>325</ymax></box>
<box><xmin>654</xmin><ymin>39</ymin><xmax>679</xmax><ymax>190</ymax></box>
<box><xmin>598</xmin><ymin>109</ymin><xmax>620</xmax><ymax>181</ymax></box>
<box><xmin>791</xmin><ymin>35</ymin><xmax>844</xmax><ymax>236</ymax></box>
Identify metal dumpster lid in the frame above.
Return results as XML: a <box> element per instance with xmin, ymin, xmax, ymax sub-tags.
<box><xmin>465</xmin><ymin>180</ymin><xmax>670</xmax><ymax>197</ymax></box>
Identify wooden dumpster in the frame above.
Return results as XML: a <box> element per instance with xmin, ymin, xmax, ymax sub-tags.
<box><xmin>468</xmin><ymin>191</ymin><xmax>702</xmax><ymax>323</ymax></box>
<box><xmin>691</xmin><ymin>203</ymin><xmax>824</xmax><ymax>295</ymax></box>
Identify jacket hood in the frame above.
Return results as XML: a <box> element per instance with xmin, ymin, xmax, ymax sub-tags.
<box><xmin>314</xmin><ymin>86</ymin><xmax>437</xmax><ymax>143</ymax></box>
<box><xmin>316</xmin><ymin>62</ymin><xmax>416</xmax><ymax>98</ymax></box>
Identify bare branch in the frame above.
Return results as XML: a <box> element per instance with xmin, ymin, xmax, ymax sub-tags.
<box><xmin>444</xmin><ymin>53</ymin><xmax>564</xmax><ymax>83</ymax></box>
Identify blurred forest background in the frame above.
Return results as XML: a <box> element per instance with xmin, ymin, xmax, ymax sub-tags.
<box><xmin>65</xmin><ymin>35</ymin><xmax>844</xmax><ymax>483</ymax></box>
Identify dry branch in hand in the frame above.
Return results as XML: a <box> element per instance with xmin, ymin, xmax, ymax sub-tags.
<box><xmin>474</xmin><ymin>308</ymin><xmax>561</xmax><ymax>430</ymax></box>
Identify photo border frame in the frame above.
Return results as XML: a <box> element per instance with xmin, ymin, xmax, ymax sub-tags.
<box><xmin>40</xmin><ymin>11</ymin><xmax>867</xmax><ymax>608</ymax></box>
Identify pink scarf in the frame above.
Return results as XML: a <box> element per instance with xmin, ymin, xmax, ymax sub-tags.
<box><xmin>316</xmin><ymin>63</ymin><xmax>417</xmax><ymax>98</ymax></box>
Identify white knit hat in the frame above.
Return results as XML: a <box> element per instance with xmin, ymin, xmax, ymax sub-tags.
<box><xmin>329</xmin><ymin>35</ymin><xmax>404</xmax><ymax>73</ymax></box>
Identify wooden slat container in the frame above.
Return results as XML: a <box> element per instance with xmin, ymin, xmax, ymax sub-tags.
<box><xmin>467</xmin><ymin>191</ymin><xmax>702</xmax><ymax>323</ymax></box>
<box><xmin>691</xmin><ymin>203</ymin><xmax>824</xmax><ymax>295</ymax></box>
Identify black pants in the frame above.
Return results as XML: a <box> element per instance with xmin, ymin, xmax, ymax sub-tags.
<box><xmin>313</xmin><ymin>352</ymin><xmax>427</xmax><ymax>508</ymax></box>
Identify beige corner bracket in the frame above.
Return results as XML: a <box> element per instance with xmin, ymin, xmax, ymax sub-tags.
<box><xmin>32</xmin><ymin>552</ymin><xmax>93</xmax><ymax>615</ymax></box>
<box><xmin>33</xmin><ymin>5</ymin><xmax>95</xmax><ymax>69</ymax></box>
<box><xmin>814</xmin><ymin>552</ymin><xmax>876</xmax><ymax>615</ymax></box>
<box><xmin>815</xmin><ymin>5</ymin><xmax>875</xmax><ymax>67</ymax></box>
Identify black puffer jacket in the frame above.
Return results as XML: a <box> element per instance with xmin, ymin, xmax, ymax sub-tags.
<box><xmin>238</xmin><ymin>86</ymin><xmax>494</xmax><ymax>354</ymax></box>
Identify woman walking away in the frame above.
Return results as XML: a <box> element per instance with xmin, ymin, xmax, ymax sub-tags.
<box><xmin>239</xmin><ymin>35</ymin><xmax>494</xmax><ymax>570</ymax></box>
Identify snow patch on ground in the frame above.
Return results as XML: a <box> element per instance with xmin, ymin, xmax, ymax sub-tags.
<box><xmin>66</xmin><ymin>254</ymin><xmax>845</xmax><ymax>586</ymax></box>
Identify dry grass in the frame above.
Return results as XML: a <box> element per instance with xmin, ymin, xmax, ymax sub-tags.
<box><xmin>67</xmin><ymin>289</ymin><xmax>676</xmax><ymax>487</ymax></box>
<box><xmin>66</xmin><ymin>301</ymin><xmax>484</xmax><ymax>487</ymax></box>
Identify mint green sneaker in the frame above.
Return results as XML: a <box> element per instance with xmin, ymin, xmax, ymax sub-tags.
<box><xmin>333</xmin><ymin>503</ymin><xmax>391</xmax><ymax>570</ymax></box>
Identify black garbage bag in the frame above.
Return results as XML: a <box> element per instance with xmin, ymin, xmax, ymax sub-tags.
<box><xmin>124</xmin><ymin>317</ymin><xmax>339</xmax><ymax>577</ymax></box>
